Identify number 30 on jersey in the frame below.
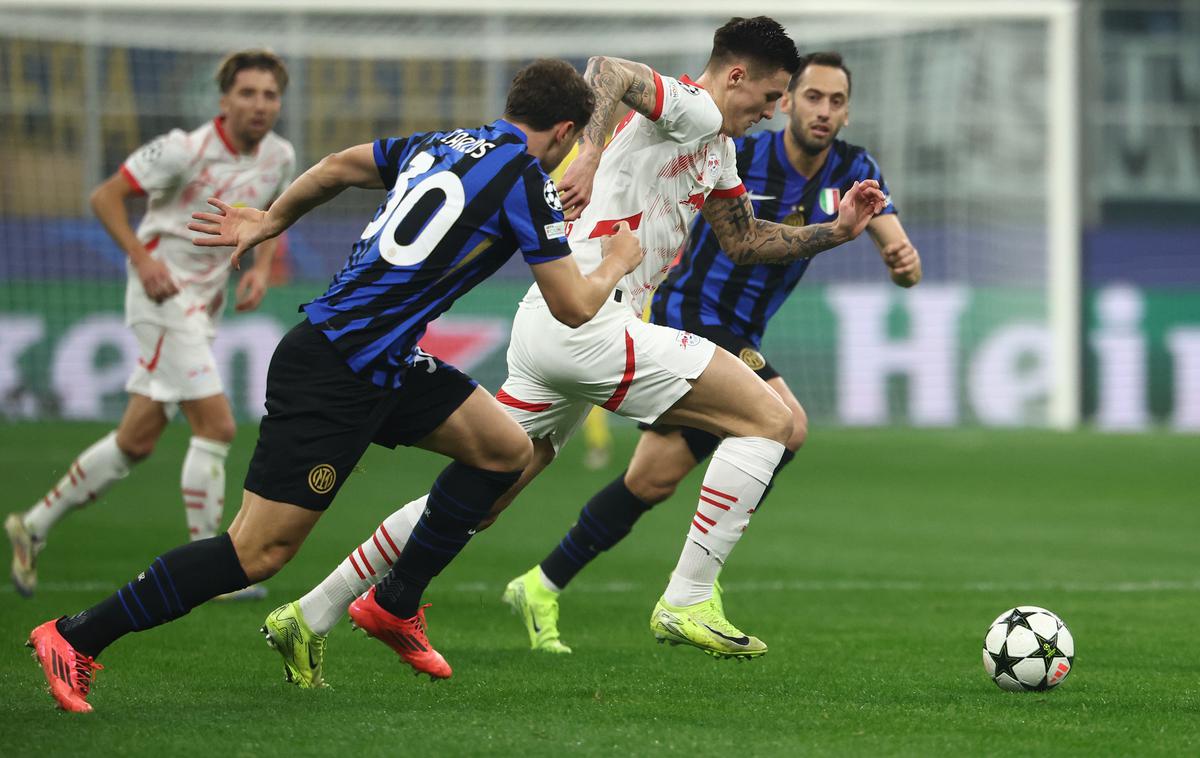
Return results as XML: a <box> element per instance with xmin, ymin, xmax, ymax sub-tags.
<box><xmin>359</xmin><ymin>151</ymin><xmax>465</xmax><ymax>266</ymax></box>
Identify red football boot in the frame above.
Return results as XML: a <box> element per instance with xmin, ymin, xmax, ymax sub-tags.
<box><xmin>348</xmin><ymin>587</ymin><xmax>452</xmax><ymax>680</ymax></box>
<box><xmin>27</xmin><ymin>619</ymin><xmax>103</xmax><ymax>713</ymax></box>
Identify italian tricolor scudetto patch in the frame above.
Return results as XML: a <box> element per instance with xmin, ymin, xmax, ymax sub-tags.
<box><xmin>819</xmin><ymin>187</ymin><xmax>840</xmax><ymax>215</ymax></box>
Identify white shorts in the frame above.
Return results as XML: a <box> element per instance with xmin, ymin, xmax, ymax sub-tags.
<box><xmin>499</xmin><ymin>294</ymin><xmax>716</xmax><ymax>452</ymax></box>
<box><xmin>124</xmin><ymin>323</ymin><xmax>224</xmax><ymax>403</ymax></box>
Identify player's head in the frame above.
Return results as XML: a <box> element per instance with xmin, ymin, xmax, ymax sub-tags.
<box><xmin>783</xmin><ymin>52</ymin><xmax>852</xmax><ymax>155</ymax></box>
<box><xmin>215</xmin><ymin>49</ymin><xmax>288</xmax><ymax>149</ymax></box>
<box><xmin>504</xmin><ymin>59</ymin><xmax>595</xmax><ymax>172</ymax></box>
<box><xmin>703</xmin><ymin>17</ymin><xmax>801</xmax><ymax>137</ymax></box>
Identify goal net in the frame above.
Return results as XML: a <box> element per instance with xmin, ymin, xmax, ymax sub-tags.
<box><xmin>0</xmin><ymin>0</ymin><xmax>1079</xmax><ymax>427</ymax></box>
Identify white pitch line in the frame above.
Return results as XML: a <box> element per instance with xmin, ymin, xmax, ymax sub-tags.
<box><xmin>5</xmin><ymin>578</ymin><xmax>1199</xmax><ymax>596</ymax></box>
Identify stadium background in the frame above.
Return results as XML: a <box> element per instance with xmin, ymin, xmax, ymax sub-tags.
<box><xmin>1</xmin><ymin>1</ymin><xmax>1198</xmax><ymax>754</ymax></box>
<box><xmin>2</xmin><ymin>0</ymin><xmax>1196</xmax><ymax>431</ymax></box>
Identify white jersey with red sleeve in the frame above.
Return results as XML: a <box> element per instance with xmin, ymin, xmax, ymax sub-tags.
<box><xmin>120</xmin><ymin>117</ymin><xmax>295</xmax><ymax>336</ymax></box>
<box><xmin>522</xmin><ymin>73</ymin><xmax>745</xmax><ymax>316</ymax></box>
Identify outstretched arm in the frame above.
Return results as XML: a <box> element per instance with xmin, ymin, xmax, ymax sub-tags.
<box><xmin>866</xmin><ymin>213</ymin><xmax>922</xmax><ymax>287</ymax></box>
<box><xmin>702</xmin><ymin>180</ymin><xmax>888</xmax><ymax>265</ymax></box>
<box><xmin>557</xmin><ymin>56</ymin><xmax>661</xmax><ymax>219</ymax></box>
<box><xmin>188</xmin><ymin>143</ymin><xmax>381</xmax><ymax>268</ymax></box>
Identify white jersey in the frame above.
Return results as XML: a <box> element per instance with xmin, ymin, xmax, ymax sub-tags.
<box><xmin>522</xmin><ymin>73</ymin><xmax>745</xmax><ymax>316</ymax></box>
<box><xmin>121</xmin><ymin>117</ymin><xmax>295</xmax><ymax>336</ymax></box>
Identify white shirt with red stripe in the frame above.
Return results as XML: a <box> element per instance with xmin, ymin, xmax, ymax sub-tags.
<box><xmin>522</xmin><ymin>73</ymin><xmax>745</xmax><ymax>316</ymax></box>
<box><xmin>120</xmin><ymin>117</ymin><xmax>295</xmax><ymax>336</ymax></box>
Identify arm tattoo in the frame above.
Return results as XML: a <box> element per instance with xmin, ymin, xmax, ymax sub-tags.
<box><xmin>580</xmin><ymin>56</ymin><xmax>659</xmax><ymax>150</ymax></box>
<box><xmin>702</xmin><ymin>194</ymin><xmax>848</xmax><ymax>264</ymax></box>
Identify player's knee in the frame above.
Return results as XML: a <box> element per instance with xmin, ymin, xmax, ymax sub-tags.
<box><xmin>753</xmin><ymin>396</ymin><xmax>793</xmax><ymax>444</ymax></box>
<box><xmin>479</xmin><ymin>431</ymin><xmax>533</xmax><ymax>473</ymax></box>
<box><xmin>190</xmin><ymin>411</ymin><xmax>236</xmax><ymax>444</ymax></box>
<box><xmin>234</xmin><ymin>541</ymin><xmax>296</xmax><ymax>583</ymax></box>
<box><xmin>115</xmin><ymin>433</ymin><xmax>156</xmax><ymax>461</ymax></box>
<box><xmin>787</xmin><ymin>405</ymin><xmax>809</xmax><ymax>452</ymax></box>
<box><xmin>205</xmin><ymin>418</ymin><xmax>236</xmax><ymax>445</ymax></box>
<box><xmin>626</xmin><ymin>472</ymin><xmax>676</xmax><ymax>505</ymax></box>
<box><xmin>625</xmin><ymin>459</ymin><xmax>687</xmax><ymax>505</ymax></box>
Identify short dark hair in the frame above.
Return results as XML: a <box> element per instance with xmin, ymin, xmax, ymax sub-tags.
<box><xmin>216</xmin><ymin>49</ymin><xmax>289</xmax><ymax>94</ymax></box>
<box><xmin>789</xmin><ymin>51</ymin><xmax>853</xmax><ymax>97</ymax></box>
<box><xmin>706</xmin><ymin>16</ymin><xmax>801</xmax><ymax>79</ymax></box>
<box><xmin>504</xmin><ymin>59</ymin><xmax>595</xmax><ymax>132</ymax></box>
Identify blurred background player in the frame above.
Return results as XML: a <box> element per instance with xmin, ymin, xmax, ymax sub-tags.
<box><xmin>28</xmin><ymin>59</ymin><xmax>644</xmax><ymax>712</ymax></box>
<box><xmin>268</xmin><ymin>18</ymin><xmax>891</xmax><ymax>688</ymax></box>
<box><xmin>5</xmin><ymin>50</ymin><xmax>294</xmax><ymax>601</ymax></box>
<box><xmin>509</xmin><ymin>51</ymin><xmax>923</xmax><ymax>653</ymax></box>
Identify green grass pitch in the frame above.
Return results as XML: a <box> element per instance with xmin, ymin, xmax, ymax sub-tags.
<box><xmin>1</xmin><ymin>422</ymin><xmax>1198</xmax><ymax>755</ymax></box>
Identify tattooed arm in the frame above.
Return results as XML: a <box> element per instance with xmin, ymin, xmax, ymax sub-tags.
<box><xmin>578</xmin><ymin>56</ymin><xmax>660</xmax><ymax>152</ymax></box>
<box><xmin>557</xmin><ymin>56</ymin><xmax>661</xmax><ymax>219</ymax></box>
<box><xmin>703</xmin><ymin>180</ymin><xmax>889</xmax><ymax>264</ymax></box>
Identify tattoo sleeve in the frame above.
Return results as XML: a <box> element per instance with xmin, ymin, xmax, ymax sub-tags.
<box><xmin>580</xmin><ymin>56</ymin><xmax>660</xmax><ymax>151</ymax></box>
<box><xmin>701</xmin><ymin>194</ymin><xmax>850</xmax><ymax>264</ymax></box>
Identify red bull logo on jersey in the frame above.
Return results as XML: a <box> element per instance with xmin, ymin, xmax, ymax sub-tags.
<box><xmin>680</xmin><ymin>192</ymin><xmax>705</xmax><ymax>212</ymax></box>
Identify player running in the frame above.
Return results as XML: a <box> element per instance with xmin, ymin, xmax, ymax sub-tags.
<box><xmin>5</xmin><ymin>50</ymin><xmax>295</xmax><ymax>601</ymax></box>
<box><xmin>26</xmin><ymin>59</ymin><xmax>642</xmax><ymax>713</ymax></box>
<box><xmin>265</xmin><ymin>17</ymin><xmax>889</xmax><ymax>689</ymax></box>
<box><xmin>508</xmin><ymin>51</ymin><xmax>923</xmax><ymax>654</ymax></box>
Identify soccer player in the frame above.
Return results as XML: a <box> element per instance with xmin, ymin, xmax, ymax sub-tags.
<box><xmin>27</xmin><ymin>58</ymin><xmax>642</xmax><ymax>713</ymax></box>
<box><xmin>508</xmin><ymin>51</ymin><xmax>923</xmax><ymax>653</ymax></box>
<box><xmin>5</xmin><ymin>50</ymin><xmax>295</xmax><ymax>601</ymax></box>
<box><xmin>265</xmin><ymin>17</ymin><xmax>888</xmax><ymax>688</ymax></box>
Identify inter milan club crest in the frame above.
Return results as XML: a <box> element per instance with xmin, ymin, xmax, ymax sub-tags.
<box><xmin>308</xmin><ymin>464</ymin><xmax>336</xmax><ymax>494</ymax></box>
<box><xmin>738</xmin><ymin>347</ymin><xmax>766</xmax><ymax>371</ymax></box>
<box><xmin>543</xmin><ymin>179</ymin><xmax>563</xmax><ymax>211</ymax></box>
<box><xmin>782</xmin><ymin>204</ymin><xmax>806</xmax><ymax>227</ymax></box>
<box><xmin>818</xmin><ymin>187</ymin><xmax>841</xmax><ymax>216</ymax></box>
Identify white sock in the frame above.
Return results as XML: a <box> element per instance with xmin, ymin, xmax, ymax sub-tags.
<box><xmin>664</xmin><ymin>436</ymin><xmax>784</xmax><ymax>607</ymax></box>
<box><xmin>298</xmin><ymin>496</ymin><xmax>426</xmax><ymax>636</ymax></box>
<box><xmin>23</xmin><ymin>431</ymin><xmax>133</xmax><ymax>541</ymax></box>
<box><xmin>181</xmin><ymin>437</ymin><xmax>230</xmax><ymax>541</ymax></box>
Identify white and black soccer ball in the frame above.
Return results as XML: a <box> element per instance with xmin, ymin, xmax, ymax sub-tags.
<box><xmin>982</xmin><ymin>606</ymin><xmax>1074</xmax><ymax>692</ymax></box>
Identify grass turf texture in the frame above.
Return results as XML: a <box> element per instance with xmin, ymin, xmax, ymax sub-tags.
<box><xmin>1</xmin><ymin>422</ymin><xmax>1198</xmax><ymax>756</ymax></box>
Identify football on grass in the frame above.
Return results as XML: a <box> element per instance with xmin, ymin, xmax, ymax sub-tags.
<box><xmin>982</xmin><ymin>606</ymin><xmax>1074</xmax><ymax>691</ymax></box>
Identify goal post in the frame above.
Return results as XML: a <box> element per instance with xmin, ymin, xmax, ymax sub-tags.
<box><xmin>0</xmin><ymin>0</ymin><xmax>1081</xmax><ymax>428</ymax></box>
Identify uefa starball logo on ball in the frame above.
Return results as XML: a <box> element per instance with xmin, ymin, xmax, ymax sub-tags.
<box><xmin>982</xmin><ymin>606</ymin><xmax>1074</xmax><ymax>691</ymax></box>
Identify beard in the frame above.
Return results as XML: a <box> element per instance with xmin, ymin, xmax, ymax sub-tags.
<box><xmin>789</xmin><ymin>118</ymin><xmax>840</xmax><ymax>154</ymax></box>
<box><xmin>792</xmin><ymin>126</ymin><xmax>835</xmax><ymax>155</ymax></box>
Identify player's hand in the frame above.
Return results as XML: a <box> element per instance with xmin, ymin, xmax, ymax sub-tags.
<box><xmin>557</xmin><ymin>152</ymin><xmax>600</xmax><ymax>222</ymax></box>
<box><xmin>135</xmin><ymin>257</ymin><xmax>179</xmax><ymax>303</ymax></box>
<box><xmin>833</xmin><ymin>180</ymin><xmax>887</xmax><ymax>241</ymax></box>
<box><xmin>881</xmin><ymin>240</ymin><xmax>922</xmax><ymax>287</ymax></box>
<box><xmin>235</xmin><ymin>267</ymin><xmax>269</xmax><ymax>312</ymax></box>
<box><xmin>600</xmin><ymin>221</ymin><xmax>644</xmax><ymax>275</ymax></box>
<box><xmin>188</xmin><ymin>197</ymin><xmax>277</xmax><ymax>270</ymax></box>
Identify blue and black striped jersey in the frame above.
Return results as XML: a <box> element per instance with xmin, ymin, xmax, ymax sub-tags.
<box><xmin>651</xmin><ymin>132</ymin><xmax>895</xmax><ymax>347</ymax></box>
<box><xmin>303</xmin><ymin>120</ymin><xmax>571</xmax><ymax>388</ymax></box>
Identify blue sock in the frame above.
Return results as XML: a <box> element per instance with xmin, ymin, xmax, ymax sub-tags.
<box><xmin>540</xmin><ymin>472</ymin><xmax>651</xmax><ymax>589</ymax></box>
<box><xmin>57</xmin><ymin>533</ymin><xmax>249</xmax><ymax>658</ymax></box>
<box><xmin>374</xmin><ymin>462</ymin><xmax>520</xmax><ymax>618</ymax></box>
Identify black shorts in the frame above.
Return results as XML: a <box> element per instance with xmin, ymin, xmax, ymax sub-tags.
<box><xmin>687</xmin><ymin>323</ymin><xmax>779</xmax><ymax>381</ymax></box>
<box><xmin>244</xmin><ymin>320</ymin><xmax>478</xmax><ymax>511</ymax></box>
